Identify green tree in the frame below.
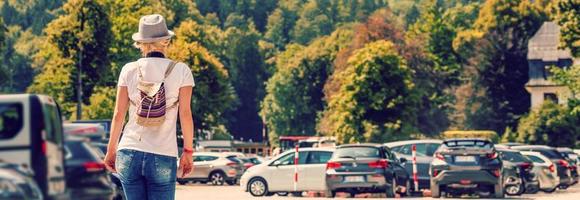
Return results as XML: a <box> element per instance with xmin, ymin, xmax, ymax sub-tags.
<box><xmin>0</xmin><ymin>18</ymin><xmax>5</xmax><ymax>82</ymax></box>
<box><xmin>454</xmin><ymin>0</ymin><xmax>547</xmax><ymax>133</ymax></box>
<box><xmin>551</xmin><ymin>0</ymin><xmax>580</xmax><ymax>57</ymax></box>
<box><xmin>261</xmin><ymin>27</ymin><xmax>354</xmax><ymax>145</ymax></box>
<box><xmin>291</xmin><ymin>0</ymin><xmax>333</xmax><ymax>45</ymax></box>
<box><xmin>167</xmin><ymin>20</ymin><xmax>237</xmax><ymax>136</ymax></box>
<box><xmin>516</xmin><ymin>101</ymin><xmax>579</xmax><ymax>147</ymax></box>
<box><xmin>28</xmin><ymin>0</ymin><xmax>112</xmax><ymax>117</ymax></box>
<box><xmin>223</xmin><ymin>24</ymin><xmax>267</xmax><ymax>141</ymax></box>
<box><xmin>318</xmin><ymin>40</ymin><xmax>417</xmax><ymax>144</ymax></box>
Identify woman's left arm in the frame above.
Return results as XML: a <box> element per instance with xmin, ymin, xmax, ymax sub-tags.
<box><xmin>178</xmin><ymin>86</ymin><xmax>194</xmax><ymax>177</ymax></box>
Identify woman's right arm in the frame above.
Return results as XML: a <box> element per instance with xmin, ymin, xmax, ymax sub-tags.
<box><xmin>104</xmin><ymin>86</ymin><xmax>129</xmax><ymax>172</ymax></box>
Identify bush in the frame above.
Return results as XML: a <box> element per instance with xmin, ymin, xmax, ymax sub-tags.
<box><xmin>516</xmin><ymin>102</ymin><xmax>579</xmax><ymax>147</ymax></box>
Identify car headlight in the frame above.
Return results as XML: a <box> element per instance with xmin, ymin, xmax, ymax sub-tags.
<box><xmin>0</xmin><ymin>179</ymin><xmax>25</xmax><ymax>199</ymax></box>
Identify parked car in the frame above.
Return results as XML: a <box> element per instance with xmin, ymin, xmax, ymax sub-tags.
<box><xmin>64</xmin><ymin>123</ymin><xmax>107</xmax><ymax>142</ymax></box>
<box><xmin>90</xmin><ymin>142</ymin><xmax>125</xmax><ymax>200</ymax></box>
<box><xmin>64</xmin><ymin>137</ymin><xmax>116</xmax><ymax>200</ymax></box>
<box><xmin>512</xmin><ymin>145</ymin><xmax>574</xmax><ymax>189</ymax></box>
<box><xmin>0</xmin><ymin>163</ymin><xmax>43</xmax><ymax>200</ymax></box>
<box><xmin>240</xmin><ymin>148</ymin><xmax>334</xmax><ymax>197</ymax></box>
<box><xmin>384</xmin><ymin>139</ymin><xmax>442</xmax><ymax>192</ymax></box>
<box><xmin>325</xmin><ymin>144</ymin><xmax>409</xmax><ymax>198</ymax></box>
<box><xmin>0</xmin><ymin>94</ymin><xmax>68</xmax><ymax>199</ymax></box>
<box><xmin>556</xmin><ymin>147</ymin><xmax>579</xmax><ymax>184</ymax></box>
<box><xmin>72</xmin><ymin>119</ymin><xmax>111</xmax><ymax>138</ymax></box>
<box><xmin>430</xmin><ymin>139</ymin><xmax>503</xmax><ymax>198</ymax></box>
<box><xmin>177</xmin><ymin>152</ymin><xmax>244</xmax><ymax>185</ymax></box>
<box><xmin>497</xmin><ymin>148</ymin><xmax>539</xmax><ymax>195</ymax></box>
<box><xmin>521</xmin><ymin>151</ymin><xmax>559</xmax><ymax>193</ymax></box>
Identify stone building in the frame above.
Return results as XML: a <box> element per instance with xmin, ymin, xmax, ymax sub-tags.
<box><xmin>526</xmin><ymin>22</ymin><xmax>575</xmax><ymax>108</ymax></box>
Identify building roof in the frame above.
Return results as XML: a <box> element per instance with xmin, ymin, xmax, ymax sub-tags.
<box><xmin>527</xmin><ymin>22</ymin><xmax>573</xmax><ymax>61</ymax></box>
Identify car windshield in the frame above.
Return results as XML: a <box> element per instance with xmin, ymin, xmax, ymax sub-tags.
<box><xmin>334</xmin><ymin>147</ymin><xmax>380</xmax><ymax>158</ymax></box>
<box><xmin>500</xmin><ymin>151</ymin><xmax>530</xmax><ymax>163</ymax></box>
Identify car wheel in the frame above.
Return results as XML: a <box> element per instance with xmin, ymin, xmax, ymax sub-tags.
<box><xmin>248</xmin><ymin>178</ymin><xmax>269</xmax><ymax>197</ymax></box>
<box><xmin>177</xmin><ymin>180</ymin><xmax>188</xmax><ymax>185</ymax></box>
<box><xmin>226</xmin><ymin>179</ymin><xmax>237</xmax><ymax>185</ymax></box>
<box><xmin>209</xmin><ymin>172</ymin><xmax>225</xmax><ymax>185</ymax></box>
<box><xmin>494</xmin><ymin>183</ymin><xmax>505</xmax><ymax>198</ymax></box>
<box><xmin>325</xmin><ymin>189</ymin><xmax>335</xmax><ymax>198</ymax></box>
<box><xmin>291</xmin><ymin>192</ymin><xmax>303</xmax><ymax>197</ymax></box>
<box><xmin>541</xmin><ymin>187</ymin><xmax>557</xmax><ymax>193</ymax></box>
<box><xmin>430</xmin><ymin>180</ymin><xmax>441</xmax><ymax>198</ymax></box>
<box><xmin>386</xmin><ymin>176</ymin><xmax>396</xmax><ymax>198</ymax></box>
<box><xmin>277</xmin><ymin>192</ymin><xmax>288</xmax><ymax>196</ymax></box>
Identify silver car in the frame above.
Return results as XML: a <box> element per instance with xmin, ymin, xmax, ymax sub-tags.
<box><xmin>177</xmin><ymin>152</ymin><xmax>244</xmax><ymax>185</ymax></box>
<box><xmin>521</xmin><ymin>151</ymin><xmax>559</xmax><ymax>193</ymax></box>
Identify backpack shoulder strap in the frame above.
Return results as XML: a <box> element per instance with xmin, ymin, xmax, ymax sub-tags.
<box><xmin>164</xmin><ymin>61</ymin><xmax>178</xmax><ymax>79</ymax></box>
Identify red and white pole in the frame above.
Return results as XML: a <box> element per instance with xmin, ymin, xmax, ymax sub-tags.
<box><xmin>412</xmin><ymin>144</ymin><xmax>418</xmax><ymax>192</ymax></box>
<box><xmin>294</xmin><ymin>145</ymin><xmax>299</xmax><ymax>191</ymax></box>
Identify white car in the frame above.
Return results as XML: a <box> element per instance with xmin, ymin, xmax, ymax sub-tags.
<box><xmin>240</xmin><ymin>147</ymin><xmax>334</xmax><ymax>197</ymax></box>
<box><xmin>521</xmin><ymin>151</ymin><xmax>559</xmax><ymax>193</ymax></box>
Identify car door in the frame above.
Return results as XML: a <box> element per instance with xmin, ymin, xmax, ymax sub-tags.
<box><xmin>267</xmin><ymin>151</ymin><xmax>307</xmax><ymax>191</ymax></box>
<box><xmin>385</xmin><ymin>147</ymin><xmax>408</xmax><ymax>185</ymax></box>
<box><xmin>191</xmin><ymin>156</ymin><xmax>212</xmax><ymax>179</ymax></box>
<box><xmin>303</xmin><ymin>150</ymin><xmax>333</xmax><ymax>191</ymax></box>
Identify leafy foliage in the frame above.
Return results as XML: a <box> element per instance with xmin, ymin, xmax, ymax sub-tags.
<box><xmin>168</xmin><ymin>20</ymin><xmax>237</xmax><ymax>136</ymax></box>
<box><xmin>318</xmin><ymin>40</ymin><xmax>417</xmax><ymax>144</ymax></box>
<box><xmin>27</xmin><ymin>0</ymin><xmax>112</xmax><ymax>117</ymax></box>
<box><xmin>516</xmin><ymin>102</ymin><xmax>579</xmax><ymax>147</ymax></box>
<box><xmin>551</xmin><ymin>0</ymin><xmax>580</xmax><ymax>57</ymax></box>
<box><xmin>261</xmin><ymin>27</ymin><xmax>354</xmax><ymax>145</ymax></box>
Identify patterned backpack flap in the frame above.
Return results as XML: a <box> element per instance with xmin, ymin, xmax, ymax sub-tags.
<box><xmin>135</xmin><ymin>61</ymin><xmax>178</xmax><ymax>127</ymax></box>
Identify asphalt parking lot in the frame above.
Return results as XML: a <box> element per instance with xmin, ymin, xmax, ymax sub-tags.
<box><xmin>176</xmin><ymin>182</ymin><xmax>580</xmax><ymax>200</ymax></box>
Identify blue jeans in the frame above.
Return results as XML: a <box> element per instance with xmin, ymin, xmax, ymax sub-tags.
<box><xmin>116</xmin><ymin>149</ymin><xmax>177</xmax><ymax>200</ymax></box>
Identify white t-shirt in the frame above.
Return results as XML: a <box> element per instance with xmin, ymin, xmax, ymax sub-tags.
<box><xmin>117</xmin><ymin>57</ymin><xmax>194</xmax><ymax>157</ymax></box>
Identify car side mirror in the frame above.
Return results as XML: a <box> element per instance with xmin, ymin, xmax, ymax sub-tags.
<box><xmin>400</xmin><ymin>157</ymin><xmax>407</xmax><ymax>163</ymax></box>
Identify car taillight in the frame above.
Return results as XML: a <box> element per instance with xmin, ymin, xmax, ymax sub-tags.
<box><xmin>487</xmin><ymin>152</ymin><xmax>498</xmax><ymax>159</ymax></box>
<box><xmin>558</xmin><ymin>160</ymin><xmax>569</xmax><ymax>168</ymax></box>
<box><xmin>432</xmin><ymin>169</ymin><xmax>439</xmax><ymax>177</ymax></box>
<box><xmin>520</xmin><ymin>162</ymin><xmax>533</xmax><ymax>171</ymax></box>
<box><xmin>326</xmin><ymin>162</ymin><xmax>342</xmax><ymax>170</ymax></box>
<box><xmin>41</xmin><ymin>140</ymin><xmax>47</xmax><ymax>155</ymax></box>
<box><xmin>435</xmin><ymin>153</ymin><xmax>445</xmax><ymax>161</ymax></box>
<box><xmin>244</xmin><ymin>163</ymin><xmax>254</xmax><ymax>168</ymax></box>
<box><xmin>549</xmin><ymin>164</ymin><xmax>555</xmax><ymax>173</ymax></box>
<box><xmin>492</xmin><ymin>169</ymin><xmax>501</xmax><ymax>177</ymax></box>
<box><xmin>368</xmin><ymin>159</ymin><xmax>389</xmax><ymax>169</ymax></box>
<box><xmin>227</xmin><ymin>162</ymin><xmax>238</xmax><ymax>167</ymax></box>
<box><xmin>83</xmin><ymin>162</ymin><xmax>105</xmax><ymax>172</ymax></box>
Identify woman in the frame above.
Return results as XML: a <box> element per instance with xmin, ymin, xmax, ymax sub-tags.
<box><xmin>104</xmin><ymin>14</ymin><xmax>194</xmax><ymax>200</ymax></box>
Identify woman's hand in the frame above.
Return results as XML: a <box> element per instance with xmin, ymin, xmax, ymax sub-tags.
<box><xmin>104</xmin><ymin>150</ymin><xmax>117</xmax><ymax>173</ymax></box>
<box><xmin>178</xmin><ymin>153</ymin><xmax>193</xmax><ymax>178</ymax></box>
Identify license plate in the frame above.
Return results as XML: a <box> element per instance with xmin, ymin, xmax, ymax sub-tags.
<box><xmin>344</xmin><ymin>176</ymin><xmax>365</xmax><ymax>182</ymax></box>
<box><xmin>455</xmin><ymin>156</ymin><xmax>476</xmax><ymax>162</ymax></box>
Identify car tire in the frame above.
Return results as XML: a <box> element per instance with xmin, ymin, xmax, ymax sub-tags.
<box><xmin>386</xmin><ymin>176</ymin><xmax>396</xmax><ymax>198</ymax></box>
<box><xmin>541</xmin><ymin>187</ymin><xmax>557</xmax><ymax>193</ymax></box>
<box><xmin>177</xmin><ymin>180</ymin><xmax>188</xmax><ymax>185</ymax></box>
<box><xmin>430</xmin><ymin>181</ymin><xmax>441</xmax><ymax>198</ymax></box>
<box><xmin>226</xmin><ymin>179</ymin><xmax>237</xmax><ymax>185</ymax></box>
<box><xmin>494</xmin><ymin>183</ymin><xmax>505</xmax><ymax>198</ymax></box>
<box><xmin>248</xmin><ymin>178</ymin><xmax>269</xmax><ymax>197</ymax></box>
<box><xmin>291</xmin><ymin>192</ymin><xmax>303</xmax><ymax>197</ymax></box>
<box><xmin>325</xmin><ymin>189</ymin><xmax>335</xmax><ymax>198</ymax></box>
<box><xmin>277</xmin><ymin>192</ymin><xmax>288</xmax><ymax>196</ymax></box>
<box><xmin>209</xmin><ymin>171</ymin><xmax>226</xmax><ymax>185</ymax></box>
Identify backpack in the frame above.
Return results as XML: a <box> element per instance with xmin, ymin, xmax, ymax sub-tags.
<box><xmin>133</xmin><ymin>61</ymin><xmax>179</xmax><ymax>127</ymax></box>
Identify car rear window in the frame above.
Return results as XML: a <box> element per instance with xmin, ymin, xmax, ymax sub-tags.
<box><xmin>500</xmin><ymin>151</ymin><xmax>530</xmax><ymax>163</ymax></box>
<box><xmin>0</xmin><ymin>103</ymin><xmax>23</xmax><ymax>140</ymax></box>
<box><xmin>226</xmin><ymin>156</ymin><xmax>242</xmax><ymax>163</ymax></box>
<box><xmin>537</xmin><ymin>150</ymin><xmax>563</xmax><ymax>159</ymax></box>
<box><xmin>443</xmin><ymin>140</ymin><xmax>493</xmax><ymax>149</ymax></box>
<box><xmin>65</xmin><ymin>141</ymin><xmax>100</xmax><ymax>161</ymax></box>
<box><xmin>524</xmin><ymin>155</ymin><xmax>545</xmax><ymax>163</ymax></box>
<box><xmin>334</xmin><ymin>147</ymin><xmax>381</xmax><ymax>158</ymax></box>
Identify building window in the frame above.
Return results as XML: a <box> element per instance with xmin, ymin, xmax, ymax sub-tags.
<box><xmin>544</xmin><ymin>93</ymin><xmax>558</xmax><ymax>104</ymax></box>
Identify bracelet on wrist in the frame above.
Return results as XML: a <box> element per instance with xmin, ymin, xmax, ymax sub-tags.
<box><xmin>183</xmin><ymin>148</ymin><xmax>194</xmax><ymax>154</ymax></box>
